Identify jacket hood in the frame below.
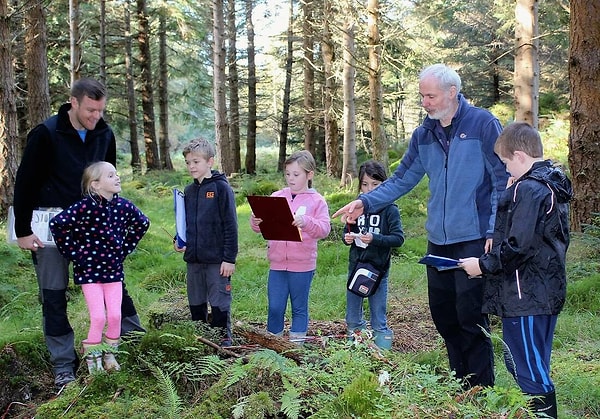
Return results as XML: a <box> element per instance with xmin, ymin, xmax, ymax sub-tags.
<box><xmin>193</xmin><ymin>170</ymin><xmax>227</xmax><ymax>186</ymax></box>
<box><xmin>527</xmin><ymin>160</ymin><xmax>573</xmax><ymax>204</ymax></box>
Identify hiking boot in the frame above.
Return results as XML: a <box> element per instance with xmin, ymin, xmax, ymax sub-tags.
<box><xmin>55</xmin><ymin>371</ymin><xmax>75</xmax><ymax>389</ymax></box>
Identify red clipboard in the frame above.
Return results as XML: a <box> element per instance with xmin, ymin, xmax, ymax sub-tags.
<box><xmin>247</xmin><ymin>195</ymin><xmax>302</xmax><ymax>242</ymax></box>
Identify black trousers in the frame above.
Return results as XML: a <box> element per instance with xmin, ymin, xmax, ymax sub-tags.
<box><xmin>426</xmin><ymin>239</ymin><xmax>495</xmax><ymax>387</ymax></box>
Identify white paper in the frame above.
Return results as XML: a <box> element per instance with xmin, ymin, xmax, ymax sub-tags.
<box><xmin>7</xmin><ymin>206</ymin><xmax>60</xmax><ymax>246</ymax></box>
<box><xmin>173</xmin><ymin>189</ymin><xmax>186</xmax><ymax>247</ymax></box>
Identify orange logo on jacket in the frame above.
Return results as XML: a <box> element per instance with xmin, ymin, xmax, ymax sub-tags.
<box><xmin>206</xmin><ymin>191</ymin><xmax>215</xmax><ymax>198</ymax></box>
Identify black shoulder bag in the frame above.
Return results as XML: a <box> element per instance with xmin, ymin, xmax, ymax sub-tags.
<box><xmin>347</xmin><ymin>255</ymin><xmax>383</xmax><ymax>298</ymax></box>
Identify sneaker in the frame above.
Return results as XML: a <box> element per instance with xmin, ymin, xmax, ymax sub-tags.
<box><xmin>55</xmin><ymin>371</ymin><xmax>75</xmax><ymax>389</ymax></box>
<box><xmin>220</xmin><ymin>338</ymin><xmax>232</xmax><ymax>348</ymax></box>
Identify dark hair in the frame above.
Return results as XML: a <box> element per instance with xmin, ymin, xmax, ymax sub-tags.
<box><xmin>357</xmin><ymin>160</ymin><xmax>387</xmax><ymax>194</ymax></box>
<box><xmin>494</xmin><ymin>122</ymin><xmax>543</xmax><ymax>159</ymax></box>
<box><xmin>70</xmin><ymin>78</ymin><xmax>107</xmax><ymax>102</ymax></box>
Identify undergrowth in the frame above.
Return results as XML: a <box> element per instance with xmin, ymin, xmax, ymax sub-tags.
<box><xmin>1</xmin><ymin>151</ymin><xmax>600</xmax><ymax>418</ymax></box>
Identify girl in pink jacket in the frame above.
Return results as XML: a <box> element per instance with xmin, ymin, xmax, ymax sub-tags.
<box><xmin>250</xmin><ymin>151</ymin><xmax>330</xmax><ymax>341</ymax></box>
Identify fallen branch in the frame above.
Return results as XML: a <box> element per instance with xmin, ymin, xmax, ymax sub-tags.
<box><xmin>232</xmin><ymin>321</ymin><xmax>305</xmax><ymax>363</ymax></box>
<box><xmin>195</xmin><ymin>335</ymin><xmax>241</xmax><ymax>358</ymax></box>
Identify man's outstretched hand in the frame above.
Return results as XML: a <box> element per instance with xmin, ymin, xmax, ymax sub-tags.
<box><xmin>331</xmin><ymin>199</ymin><xmax>364</xmax><ymax>224</ymax></box>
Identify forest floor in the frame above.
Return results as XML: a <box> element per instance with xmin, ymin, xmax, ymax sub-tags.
<box><xmin>1</xmin><ymin>296</ymin><xmax>440</xmax><ymax>418</ymax></box>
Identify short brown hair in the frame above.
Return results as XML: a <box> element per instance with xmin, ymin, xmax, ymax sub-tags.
<box><xmin>494</xmin><ymin>122</ymin><xmax>543</xmax><ymax>159</ymax></box>
<box><xmin>71</xmin><ymin>78</ymin><xmax>107</xmax><ymax>102</ymax></box>
<box><xmin>182</xmin><ymin>138</ymin><xmax>216</xmax><ymax>159</ymax></box>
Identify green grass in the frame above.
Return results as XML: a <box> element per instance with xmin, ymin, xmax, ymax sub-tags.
<box><xmin>1</xmin><ymin>149</ymin><xmax>599</xmax><ymax>418</ymax></box>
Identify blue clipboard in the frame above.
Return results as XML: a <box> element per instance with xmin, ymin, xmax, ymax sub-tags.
<box><xmin>173</xmin><ymin>189</ymin><xmax>186</xmax><ymax>248</ymax></box>
<box><xmin>418</xmin><ymin>254</ymin><xmax>460</xmax><ymax>271</ymax></box>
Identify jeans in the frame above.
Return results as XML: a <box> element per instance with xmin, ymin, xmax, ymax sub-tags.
<box><xmin>267</xmin><ymin>269</ymin><xmax>314</xmax><ymax>335</ymax></box>
<box><xmin>346</xmin><ymin>273</ymin><xmax>391</xmax><ymax>334</ymax></box>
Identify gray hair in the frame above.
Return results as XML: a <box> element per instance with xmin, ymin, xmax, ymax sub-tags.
<box><xmin>419</xmin><ymin>64</ymin><xmax>462</xmax><ymax>94</ymax></box>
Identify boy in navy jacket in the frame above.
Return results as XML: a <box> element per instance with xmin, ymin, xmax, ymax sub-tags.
<box><xmin>174</xmin><ymin>138</ymin><xmax>238</xmax><ymax>346</ymax></box>
<box><xmin>461</xmin><ymin>122</ymin><xmax>572</xmax><ymax>418</ymax></box>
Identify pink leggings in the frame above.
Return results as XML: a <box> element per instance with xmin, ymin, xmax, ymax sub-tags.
<box><xmin>81</xmin><ymin>282</ymin><xmax>123</xmax><ymax>343</ymax></box>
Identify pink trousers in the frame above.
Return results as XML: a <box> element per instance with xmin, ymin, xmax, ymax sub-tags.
<box><xmin>81</xmin><ymin>282</ymin><xmax>123</xmax><ymax>343</ymax></box>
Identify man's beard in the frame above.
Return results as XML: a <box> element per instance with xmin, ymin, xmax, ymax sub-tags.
<box><xmin>427</xmin><ymin>107</ymin><xmax>453</xmax><ymax>121</ymax></box>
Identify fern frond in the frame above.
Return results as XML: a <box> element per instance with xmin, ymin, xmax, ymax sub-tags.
<box><xmin>232</xmin><ymin>395</ymin><xmax>249</xmax><ymax>419</ymax></box>
<box><xmin>145</xmin><ymin>361</ymin><xmax>183</xmax><ymax>418</ymax></box>
<box><xmin>194</xmin><ymin>354</ymin><xmax>226</xmax><ymax>376</ymax></box>
<box><xmin>225</xmin><ymin>357</ymin><xmax>248</xmax><ymax>389</ymax></box>
<box><xmin>248</xmin><ymin>349</ymin><xmax>295</xmax><ymax>373</ymax></box>
<box><xmin>280</xmin><ymin>385</ymin><xmax>302</xmax><ymax>419</ymax></box>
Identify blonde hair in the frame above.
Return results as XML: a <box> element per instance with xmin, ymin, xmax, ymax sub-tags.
<box><xmin>182</xmin><ymin>138</ymin><xmax>216</xmax><ymax>159</ymax></box>
<box><xmin>285</xmin><ymin>150</ymin><xmax>316</xmax><ymax>188</ymax></box>
<box><xmin>81</xmin><ymin>161</ymin><xmax>113</xmax><ymax>196</ymax></box>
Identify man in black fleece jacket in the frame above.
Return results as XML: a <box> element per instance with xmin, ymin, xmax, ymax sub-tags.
<box><xmin>13</xmin><ymin>78</ymin><xmax>145</xmax><ymax>389</ymax></box>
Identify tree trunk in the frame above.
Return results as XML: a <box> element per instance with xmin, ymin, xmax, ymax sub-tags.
<box><xmin>69</xmin><ymin>0</ymin><xmax>81</xmax><ymax>85</ymax></box>
<box><xmin>124</xmin><ymin>0</ymin><xmax>141</xmax><ymax>173</ymax></box>
<box><xmin>99</xmin><ymin>0</ymin><xmax>107</xmax><ymax>85</ymax></box>
<box><xmin>212</xmin><ymin>0</ymin><xmax>231</xmax><ymax>174</ymax></box>
<box><xmin>25</xmin><ymin>1</ymin><xmax>51</xmax><ymax>130</ymax></box>
<box><xmin>278</xmin><ymin>0</ymin><xmax>294</xmax><ymax>172</ymax></box>
<box><xmin>244</xmin><ymin>0</ymin><xmax>257</xmax><ymax>175</ymax></box>
<box><xmin>568</xmin><ymin>0</ymin><xmax>600</xmax><ymax>232</ymax></box>
<box><xmin>0</xmin><ymin>0</ymin><xmax>20</xmax><ymax>216</ymax></box>
<box><xmin>367</xmin><ymin>0</ymin><xmax>387</xmax><ymax>167</ymax></box>
<box><xmin>514</xmin><ymin>0</ymin><xmax>539</xmax><ymax>128</ymax></box>
<box><xmin>341</xmin><ymin>13</ymin><xmax>357</xmax><ymax>187</ymax></box>
<box><xmin>302</xmin><ymin>0</ymin><xmax>315</xmax><ymax>156</ymax></box>
<box><xmin>137</xmin><ymin>0</ymin><xmax>160</xmax><ymax>170</ymax></box>
<box><xmin>158</xmin><ymin>11</ymin><xmax>173</xmax><ymax>170</ymax></box>
<box><xmin>321</xmin><ymin>0</ymin><xmax>339</xmax><ymax>178</ymax></box>
<box><xmin>227</xmin><ymin>0</ymin><xmax>241</xmax><ymax>173</ymax></box>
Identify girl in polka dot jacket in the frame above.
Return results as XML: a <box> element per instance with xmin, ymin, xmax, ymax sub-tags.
<box><xmin>50</xmin><ymin>161</ymin><xmax>149</xmax><ymax>374</ymax></box>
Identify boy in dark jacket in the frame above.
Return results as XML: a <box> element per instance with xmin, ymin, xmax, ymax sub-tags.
<box><xmin>460</xmin><ymin>122</ymin><xmax>572</xmax><ymax>419</ymax></box>
<box><xmin>174</xmin><ymin>138</ymin><xmax>238</xmax><ymax>346</ymax></box>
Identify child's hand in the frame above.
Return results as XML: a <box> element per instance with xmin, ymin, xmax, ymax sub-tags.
<box><xmin>358</xmin><ymin>232</ymin><xmax>373</xmax><ymax>244</ymax></box>
<box><xmin>174</xmin><ymin>242</ymin><xmax>186</xmax><ymax>253</ymax></box>
<box><xmin>344</xmin><ymin>233</ymin><xmax>355</xmax><ymax>244</ymax></box>
<box><xmin>250</xmin><ymin>213</ymin><xmax>263</xmax><ymax>226</ymax></box>
<box><xmin>292</xmin><ymin>214</ymin><xmax>305</xmax><ymax>229</ymax></box>
<box><xmin>221</xmin><ymin>261</ymin><xmax>235</xmax><ymax>277</ymax></box>
<box><xmin>458</xmin><ymin>257</ymin><xmax>482</xmax><ymax>278</ymax></box>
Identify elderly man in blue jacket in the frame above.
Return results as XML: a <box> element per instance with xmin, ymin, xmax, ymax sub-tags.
<box><xmin>334</xmin><ymin>63</ymin><xmax>509</xmax><ymax>388</ymax></box>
